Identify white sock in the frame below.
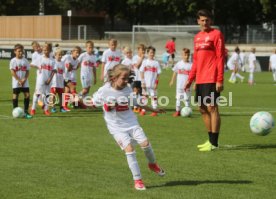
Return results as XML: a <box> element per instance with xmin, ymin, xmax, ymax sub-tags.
<box><xmin>151</xmin><ymin>96</ymin><xmax>158</xmax><ymax>109</ymax></box>
<box><xmin>125</xmin><ymin>151</ymin><xmax>142</xmax><ymax>180</ymax></box>
<box><xmin>230</xmin><ymin>72</ymin><xmax>235</xmax><ymax>81</ymax></box>
<box><xmin>273</xmin><ymin>70</ymin><xmax>276</xmax><ymax>81</ymax></box>
<box><xmin>176</xmin><ymin>98</ymin><xmax>181</xmax><ymax>111</ymax></box>
<box><xmin>249</xmin><ymin>72</ymin><xmax>254</xmax><ymax>82</ymax></box>
<box><xmin>141</xmin><ymin>144</ymin><xmax>156</xmax><ymax>164</ymax></box>
<box><xmin>32</xmin><ymin>94</ymin><xmax>39</xmax><ymax>110</ymax></box>
<box><xmin>236</xmin><ymin>73</ymin><xmax>244</xmax><ymax>79</ymax></box>
<box><xmin>184</xmin><ymin>92</ymin><xmax>190</xmax><ymax>107</ymax></box>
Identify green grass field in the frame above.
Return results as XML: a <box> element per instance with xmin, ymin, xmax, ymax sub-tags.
<box><xmin>0</xmin><ymin>59</ymin><xmax>276</xmax><ymax>199</ymax></box>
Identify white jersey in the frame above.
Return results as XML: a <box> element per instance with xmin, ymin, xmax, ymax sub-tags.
<box><xmin>172</xmin><ymin>60</ymin><xmax>192</xmax><ymax>89</ymax></box>
<box><xmin>63</xmin><ymin>55</ymin><xmax>79</xmax><ymax>82</ymax></box>
<box><xmin>93</xmin><ymin>83</ymin><xmax>139</xmax><ymax>133</ymax></box>
<box><xmin>248</xmin><ymin>53</ymin><xmax>256</xmax><ymax>69</ymax></box>
<box><xmin>121</xmin><ymin>57</ymin><xmax>133</xmax><ymax>69</ymax></box>
<box><xmin>78</xmin><ymin>52</ymin><xmax>97</xmax><ymax>79</ymax></box>
<box><xmin>33</xmin><ymin>55</ymin><xmax>55</xmax><ymax>86</ymax></box>
<box><xmin>101</xmin><ymin>48</ymin><xmax>121</xmax><ymax>77</ymax></box>
<box><xmin>227</xmin><ymin>52</ymin><xmax>241</xmax><ymax>70</ymax></box>
<box><xmin>269</xmin><ymin>54</ymin><xmax>276</xmax><ymax>69</ymax></box>
<box><xmin>31</xmin><ymin>51</ymin><xmax>42</xmax><ymax>64</ymax></box>
<box><xmin>9</xmin><ymin>57</ymin><xmax>30</xmax><ymax>88</ymax></box>
<box><xmin>132</xmin><ymin>55</ymin><xmax>145</xmax><ymax>81</ymax></box>
<box><xmin>51</xmin><ymin>60</ymin><xmax>65</xmax><ymax>88</ymax></box>
<box><xmin>239</xmin><ymin>52</ymin><xmax>246</xmax><ymax>66</ymax></box>
<box><xmin>140</xmin><ymin>59</ymin><xmax>161</xmax><ymax>88</ymax></box>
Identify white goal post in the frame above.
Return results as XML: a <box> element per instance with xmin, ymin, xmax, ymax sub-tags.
<box><xmin>131</xmin><ymin>25</ymin><xmax>200</xmax><ymax>59</ymax></box>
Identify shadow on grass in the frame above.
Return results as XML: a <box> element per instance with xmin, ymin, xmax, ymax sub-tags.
<box><xmin>221</xmin><ymin>144</ymin><xmax>276</xmax><ymax>150</ymax></box>
<box><xmin>147</xmin><ymin>180</ymin><xmax>252</xmax><ymax>189</ymax></box>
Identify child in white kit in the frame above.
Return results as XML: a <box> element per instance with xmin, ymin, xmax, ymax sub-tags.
<box><xmin>100</xmin><ymin>39</ymin><xmax>122</xmax><ymax>82</ymax></box>
<box><xmin>140</xmin><ymin>46</ymin><xmax>161</xmax><ymax>116</ymax></box>
<box><xmin>93</xmin><ymin>64</ymin><xmax>165</xmax><ymax>191</ymax></box>
<box><xmin>248</xmin><ymin>48</ymin><xmax>257</xmax><ymax>85</ymax></box>
<box><xmin>10</xmin><ymin>44</ymin><xmax>32</xmax><ymax>119</ymax></box>
<box><xmin>50</xmin><ymin>48</ymin><xmax>68</xmax><ymax>113</ymax></box>
<box><xmin>78</xmin><ymin>41</ymin><xmax>97</xmax><ymax>101</ymax></box>
<box><xmin>169</xmin><ymin>48</ymin><xmax>192</xmax><ymax>117</ymax></box>
<box><xmin>30</xmin><ymin>42</ymin><xmax>56</xmax><ymax>116</ymax></box>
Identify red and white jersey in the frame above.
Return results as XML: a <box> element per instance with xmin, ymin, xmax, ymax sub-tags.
<box><xmin>31</xmin><ymin>51</ymin><xmax>42</xmax><ymax>64</ymax></box>
<box><xmin>227</xmin><ymin>52</ymin><xmax>241</xmax><ymax>70</ymax></box>
<box><xmin>93</xmin><ymin>83</ymin><xmax>139</xmax><ymax>133</ymax></box>
<box><xmin>101</xmin><ymin>48</ymin><xmax>121</xmax><ymax>76</ymax></box>
<box><xmin>188</xmin><ymin>28</ymin><xmax>225</xmax><ymax>84</ymax></box>
<box><xmin>32</xmin><ymin>55</ymin><xmax>55</xmax><ymax>86</ymax></box>
<box><xmin>63</xmin><ymin>55</ymin><xmax>79</xmax><ymax>82</ymax></box>
<box><xmin>10</xmin><ymin>57</ymin><xmax>30</xmax><ymax>88</ymax></box>
<box><xmin>248</xmin><ymin>53</ymin><xmax>256</xmax><ymax>69</ymax></box>
<box><xmin>270</xmin><ymin>54</ymin><xmax>276</xmax><ymax>69</ymax></box>
<box><xmin>78</xmin><ymin>52</ymin><xmax>97</xmax><ymax>78</ymax></box>
<box><xmin>132</xmin><ymin>55</ymin><xmax>145</xmax><ymax>81</ymax></box>
<box><xmin>51</xmin><ymin>60</ymin><xmax>65</xmax><ymax>88</ymax></box>
<box><xmin>121</xmin><ymin>57</ymin><xmax>133</xmax><ymax>69</ymax></box>
<box><xmin>172</xmin><ymin>60</ymin><xmax>192</xmax><ymax>89</ymax></box>
<box><xmin>140</xmin><ymin>59</ymin><xmax>161</xmax><ymax>88</ymax></box>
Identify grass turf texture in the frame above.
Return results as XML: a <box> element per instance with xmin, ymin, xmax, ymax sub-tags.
<box><xmin>0</xmin><ymin>59</ymin><xmax>276</xmax><ymax>199</ymax></box>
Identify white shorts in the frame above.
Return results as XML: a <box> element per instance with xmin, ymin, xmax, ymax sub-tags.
<box><xmin>145</xmin><ymin>88</ymin><xmax>157</xmax><ymax>97</ymax></box>
<box><xmin>35</xmin><ymin>84</ymin><xmax>51</xmax><ymax>95</ymax></box>
<box><xmin>81</xmin><ymin>75</ymin><xmax>92</xmax><ymax>89</ymax></box>
<box><xmin>249</xmin><ymin>67</ymin><xmax>255</xmax><ymax>73</ymax></box>
<box><xmin>111</xmin><ymin>126</ymin><xmax>148</xmax><ymax>150</ymax></box>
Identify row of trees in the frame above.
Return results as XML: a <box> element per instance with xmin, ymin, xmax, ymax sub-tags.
<box><xmin>0</xmin><ymin>0</ymin><xmax>275</xmax><ymax>29</ymax></box>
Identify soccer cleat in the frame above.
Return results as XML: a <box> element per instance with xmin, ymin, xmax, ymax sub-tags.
<box><xmin>63</xmin><ymin>106</ymin><xmax>71</xmax><ymax>112</ymax></box>
<box><xmin>24</xmin><ymin>113</ymin><xmax>33</xmax><ymax>119</ymax></box>
<box><xmin>134</xmin><ymin>179</ymin><xmax>146</xmax><ymax>190</ymax></box>
<box><xmin>133</xmin><ymin>107</ymin><xmax>140</xmax><ymax>113</ymax></box>
<box><xmin>60</xmin><ymin>108</ymin><xmax>68</xmax><ymax>113</ymax></box>
<box><xmin>44</xmin><ymin>110</ymin><xmax>51</xmax><ymax>116</ymax></box>
<box><xmin>199</xmin><ymin>143</ymin><xmax>218</xmax><ymax>152</ymax></box>
<box><xmin>140</xmin><ymin>110</ymin><xmax>146</xmax><ymax>116</ymax></box>
<box><xmin>148</xmin><ymin>163</ymin><xmax>165</xmax><ymax>177</ymax></box>
<box><xmin>30</xmin><ymin>109</ymin><xmax>36</xmax><ymax>116</ymax></box>
<box><xmin>197</xmin><ymin>140</ymin><xmax>211</xmax><ymax>148</ymax></box>
<box><xmin>150</xmin><ymin>112</ymin><xmax>158</xmax><ymax>117</ymax></box>
<box><xmin>172</xmin><ymin>111</ymin><xmax>180</xmax><ymax>117</ymax></box>
<box><xmin>51</xmin><ymin>107</ymin><xmax>57</xmax><ymax>113</ymax></box>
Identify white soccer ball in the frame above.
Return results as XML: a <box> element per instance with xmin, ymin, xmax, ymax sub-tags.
<box><xmin>12</xmin><ymin>107</ymin><xmax>25</xmax><ymax>118</ymax></box>
<box><xmin>181</xmin><ymin>107</ymin><xmax>192</xmax><ymax>117</ymax></box>
<box><xmin>250</xmin><ymin>111</ymin><xmax>274</xmax><ymax>136</ymax></box>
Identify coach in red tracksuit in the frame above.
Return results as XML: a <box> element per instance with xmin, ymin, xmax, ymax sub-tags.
<box><xmin>185</xmin><ymin>9</ymin><xmax>225</xmax><ymax>152</ymax></box>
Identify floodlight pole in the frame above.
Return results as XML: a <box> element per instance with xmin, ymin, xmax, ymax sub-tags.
<box><xmin>39</xmin><ymin>0</ymin><xmax>45</xmax><ymax>15</ymax></box>
<box><xmin>68</xmin><ymin>10</ymin><xmax>72</xmax><ymax>40</ymax></box>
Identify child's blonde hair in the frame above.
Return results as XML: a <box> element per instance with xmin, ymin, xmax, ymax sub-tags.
<box><xmin>123</xmin><ymin>46</ymin><xmax>132</xmax><ymax>54</ymax></box>
<box><xmin>54</xmin><ymin>47</ymin><xmax>63</xmax><ymax>55</ymax></box>
<box><xmin>107</xmin><ymin>64</ymin><xmax>130</xmax><ymax>83</ymax></box>
<box><xmin>44</xmin><ymin>42</ymin><xmax>53</xmax><ymax>52</ymax></box>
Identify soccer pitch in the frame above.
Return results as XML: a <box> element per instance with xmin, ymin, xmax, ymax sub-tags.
<box><xmin>0</xmin><ymin>59</ymin><xmax>276</xmax><ymax>199</ymax></box>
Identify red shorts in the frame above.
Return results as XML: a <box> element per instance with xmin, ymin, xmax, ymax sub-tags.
<box><xmin>51</xmin><ymin>87</ymin><xmax>64</xmax><ymax>94</ymax></box>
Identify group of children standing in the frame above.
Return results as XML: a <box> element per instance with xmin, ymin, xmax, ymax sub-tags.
<box><xmin>10</xmin><ymin>40</ymin><xmax>98</xmax><ymax>118</ymax></box>
<box><xmin>10</xmin><ymin>38</ymin><xmax>193</xmax><ymax>190</ymax></box>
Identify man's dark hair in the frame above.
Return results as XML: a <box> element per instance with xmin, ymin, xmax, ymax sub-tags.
<box><xmin>197</xmin><ymin>9</ymin><xmax>213</xmax><ymax>19</ymax></box>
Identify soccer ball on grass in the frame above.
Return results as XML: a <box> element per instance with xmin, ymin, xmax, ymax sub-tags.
<box><xmin>12</xmin><ymin>107</ymin><xmax>25</xmax><ymax>118</ymax></box>
<box><xmin>181</xmin><ymin>107</ymin><xmax>192</xmax><ymax>117</ymax></box>
<box><xmin>249</xmin><ymin>111</ymin><xmax>274</xmax><ymax>136</ymax></box>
